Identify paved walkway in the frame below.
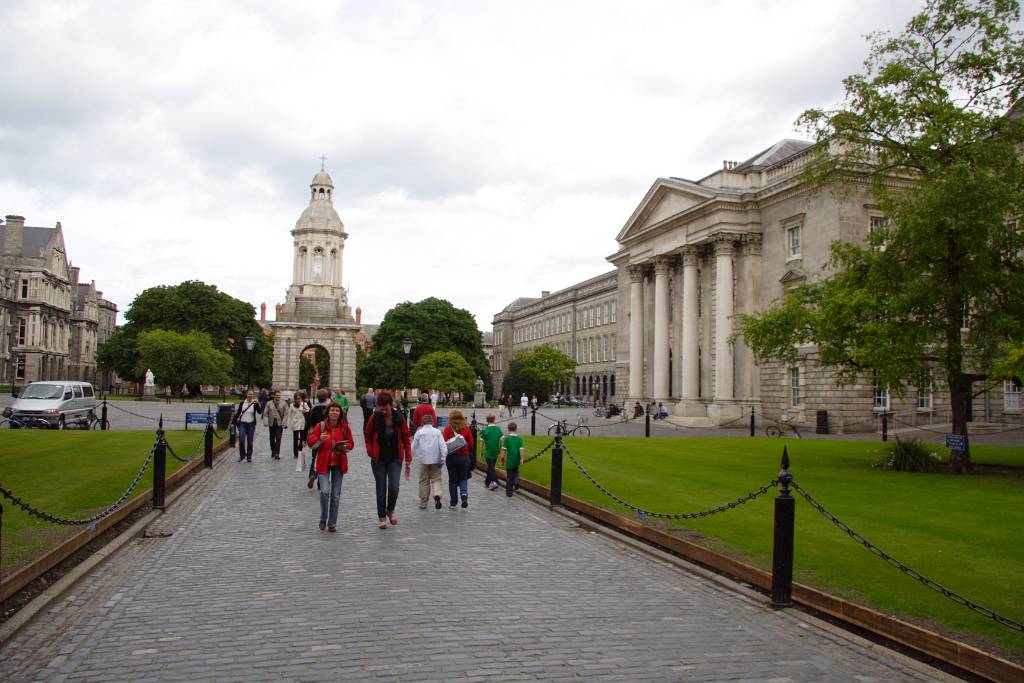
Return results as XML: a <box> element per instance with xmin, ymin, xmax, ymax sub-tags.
<box><xmin>1</xmin><ymin>425</ymin><xmax>951</xmax><ymax>681</ymax></box>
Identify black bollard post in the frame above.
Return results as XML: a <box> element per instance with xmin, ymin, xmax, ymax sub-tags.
<box><xmin>771</xmin><ymin>446</ymin><xmax>795</xmax><ymax>608</ymax></box>
<box><xmin>750</xmin><ymin>410</ymin><xmax>756</xmax><ymax>437</ymax></box>
<box><xmin>101</xmin><ymin>396</ymin><xmax>109</xmax><ymax>431</ymax></box>
<box><xmin>153</xmin><ymin>416</ymin><xmax>166</xmax><ymax>510</ymax></box>
<box><xmin>881</xmin><ymin>413</ymin><xmax>888</xmax><ymax>442</ymax></box>
<box><xmin>0</xmin><ymin>500</ymin><xmax>4</xmax><ymax>592</ymax></box>
<box><xmin>645</xmin><ymin>407</ymin><xmax>650</xmax><ymax>438</ymax></box>
<box><xmin>204</xmin><ymin>408</ymin><xmax>214</xmax><ymax>469</ymax></box>
<box><xmin>531</xmin><ymin>407</ymin><xmax>536</xmax><ymax>436</ymax></box>
<box><xmin>550</xmin><ymin>423</ymin><xmax>563</xmax><ymax>508</ymax></box>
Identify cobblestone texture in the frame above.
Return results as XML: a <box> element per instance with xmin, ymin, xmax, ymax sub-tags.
<box><xmin>1</xmin><ymin>424</ymin><xmax>949</xmax><ymax>681</ymax></box>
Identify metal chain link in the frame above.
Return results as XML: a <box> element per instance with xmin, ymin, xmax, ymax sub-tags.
<box><xmin>105</xmin><ymin>402</ymin><xmax>162</xmax><ymax>421</ymax></box>
<box><xmin>563</xmin><ymin>445</ymin><xmax>778</xmax><ymax>519</ymax></box>
<box><xmin>519</xmin><ymin>439</ymin><xmax>556</xmax><ymax>466</ymax></box>
<box><xmin>790</xmin><ymin>480</ymin><xmax>1024</xmax><ymax>632</ymax></box>
<box><xmin>165</xmin><ymin>432</ymin><xmax>205</xmax><ymax>463</ymax></box>
<box><xmin>0</xmin><ymin>439</ymin><xmax>159</xmax><ymax>526</ymax></box>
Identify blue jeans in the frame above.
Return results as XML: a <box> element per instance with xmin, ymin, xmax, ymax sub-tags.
<box><xmin>446</xmin><ymin>454</ymin><xmax>469</xmax><ymax>503</ymax></box>
<box><xmin>370</xmin><ymin>458</ymin><xmax>402</xmax><ymax>519</ymax></box>
<box><xmin>237</xmin><ymin>421</ymin><xmax>256</xmax><ymax>460</ymax></box>
<box><xmin>484</xmin><ymin>459</ymin><xmax>499</xmax><ymax>488</ymax></box>
<box><xmin>318</xmin><ymin>466</ymin><xmax>343</xmax><ymax>528</ymax></box>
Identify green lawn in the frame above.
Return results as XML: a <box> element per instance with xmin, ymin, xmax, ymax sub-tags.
<box><xmin>0</xmin><ymin>430</ymin><xmax>222</xmax><ymax>574</ymax></box>
<box><xmin>517</xmin><ymin>435</ymin><xmax>1024</xmax><ymax>657</ymax></box>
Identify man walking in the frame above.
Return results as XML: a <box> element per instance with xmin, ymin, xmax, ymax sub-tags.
<box><xmin>520</xmin><ymin>393</ymin><xmax>528</xmax><ymax>418</ymax></box>
<box><xmin>411</xmin><ymin>393</ymin><xmax>436</xmax><ymax>437</ymax></box>
<box><xmin>411</xmin><ymin>414</ymin><xmax>446</xmax><ymax>510</ymax></box>
<box><xmin>361</xmin><ymin>387</ymin><xmax>376</xmax><ymax>430</ymax></box>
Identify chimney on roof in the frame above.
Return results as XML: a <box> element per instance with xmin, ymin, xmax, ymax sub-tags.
<box><xmin>4</xmin><ymin>215</ymin><xmax>24</xmax><ymax>256</ymax></box>
<box><xmin>355</xmin><ymin>307</ymin><xmax>362</xmax><ymax>324</ymax></box>
<box><xmin>541</xmin><ymin>291</ymin><xmax>550</xmax><ymax>297</ymax></box>
<box><xmin>275</xmin><ymin>303</ymin><xmax>282</xmax><ymax>320</ymax></box>
<box><xmin>260</xmin><ymin>302</ymin><xmax>266</xmax><ymax>322</ymax></box>
<box><xmin>723</xmin><ymin>160</ymin><xmax>738</xmax><ymax>170</ymax></box>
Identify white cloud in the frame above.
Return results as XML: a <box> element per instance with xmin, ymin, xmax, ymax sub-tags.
<box><xmin>0</xmin><ymin>0</ymin><xmax>922</xmax><ymax>328</ymax></box>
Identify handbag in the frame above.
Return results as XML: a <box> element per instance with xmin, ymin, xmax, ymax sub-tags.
<box><xmin>445</xmin><ymin>430</ymin><xmax>467</xmax><ymax>455</ymax></box>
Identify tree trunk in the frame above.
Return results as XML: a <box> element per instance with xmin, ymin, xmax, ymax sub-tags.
<box><xmin>948</xmin><ymin>375</ymin><xmax>971</xmax><ymax>474</ymax></box>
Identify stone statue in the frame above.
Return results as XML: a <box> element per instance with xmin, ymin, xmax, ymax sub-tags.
<box><xmin>475</xmin><ymin>376</ymin><xmax>484</xmax><ymax>393</ymax></box>
<box><xmin>144</xmin><ymin>369</ymin><xmax>155</xmax><ymax>387</ymax></box>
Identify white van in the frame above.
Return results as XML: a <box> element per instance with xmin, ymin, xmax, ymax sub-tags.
<box><xmin>7</xmin><ymin>381</ymin><xmax>98</xmax><ymax>429</ymax></box>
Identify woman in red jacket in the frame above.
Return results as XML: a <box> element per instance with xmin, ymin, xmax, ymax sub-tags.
<box><xmin>306</xmin><ymin>401</ymin><xmax>354</xmax><ymax>532</ymax></box>
<box><xmin>442</xmin><ymin>409</ymin><xmax>475</xmax><ymax>509</ymax></box>
<box><xmin>364</xmin><ymin>391</ymin><xmax>412</xmax><ymax>529</ymax></box>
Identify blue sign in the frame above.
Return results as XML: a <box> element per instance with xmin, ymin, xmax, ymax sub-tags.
<box><xmin>186</xmin><ymin>412</ymin><xmax>214</xmax><ymax>429</ymax></box>
<box><xmin>945</xmin><ymin>433</ymin><xmax>968</xmax><ymax>450</ymax></box>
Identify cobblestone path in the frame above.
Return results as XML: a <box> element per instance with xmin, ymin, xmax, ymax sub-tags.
<box><xmin>0</xmin><ymin>426</ymin><xmax>949</xmax><ymax>682</ymax></box>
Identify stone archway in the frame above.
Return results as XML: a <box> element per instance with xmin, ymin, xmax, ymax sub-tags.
<box><xmin>298</xmin><ymin>344</ymin><xmax>330</xmax><ymax>397</ymax></box>
<box><xmin>270</xmin><ymin>324</ymin><xmax>358</xmax><ymax>396</ymax></box>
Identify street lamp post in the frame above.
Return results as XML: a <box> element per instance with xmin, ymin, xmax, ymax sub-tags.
<box><xmin>245</xmin><ymin>335</ymin><xmax>256</xmax><ymax>391</ymax></box>
<box><xmin>402</xmin><ymin>337</ymin><xmax>412</xmax><ymax>427</ymax></box>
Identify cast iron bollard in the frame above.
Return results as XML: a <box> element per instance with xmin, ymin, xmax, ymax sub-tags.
<box><xmin>153</xmin><ymin>416</ymin><xmax>166</xmax><ymax>510</ymax></box>
<box><xmin>750</xmin><ymin>410</ymin><xmax>756</xmax><ymax>437</ymax></box>
<box><xmin>531</xmin><ymin>407</ymin><xmax>536</xmax><ymax>436</ymax></box>
<box><xmin>645</xmin><ymin>408</ymin><xmax>650</xmax><ymax>438</ymax></box>
<box><xmin>204</xmin><ymin>408</ymin><xmax>214</xmax><ymax>469</ymax></box>
<box><xmin>881</xmin><ymin>413</ymin><xmax>888</xmax><ymax>442</ymax></box>
<box><xmin>101</xmin><ymin>397</ymin><xmax>109</xmax><ymax>431</ymax></box>
<box><xmin>1</xmin><ymin>500</ymin><xmax>4</xmax><ymax>591</ymax></box>
<box><xmin>771</xmin><ymin>446</ymin><xmax>795</xmax><ymax>608</ymax></box>
<box><xmin>550</xmin><ymin>422</ymin><xmax>564</xmax><ymax>507</ymax></box>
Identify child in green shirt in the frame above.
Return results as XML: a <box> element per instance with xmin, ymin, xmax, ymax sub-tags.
<box><xmin>478</xmin><ymin>414</ymin><xmax>504</xmax><ymax>491</ymax></box>
<box><xmin>499</xmin><ymin>422</ymin><xmax>525</xmax><ymax>497</ymax></box>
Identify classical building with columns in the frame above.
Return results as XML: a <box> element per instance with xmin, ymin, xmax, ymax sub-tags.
<box><xmin>494</xmin><ymin>139</ymin><xmax>1022</xmax><ymax>430</ymax></box>
<box><xmin>269</xmin><ymin>168</ymin><xmax>359</xmax><ymax>394</ymax></box>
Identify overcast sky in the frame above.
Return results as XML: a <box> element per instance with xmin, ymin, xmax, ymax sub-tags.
<box><xmin>0</xmin><ymin>0</ymin><xmax>921</xmax><ymax>329</ymax></box>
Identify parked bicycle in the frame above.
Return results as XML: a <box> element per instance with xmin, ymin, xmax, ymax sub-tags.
<box><xmin>547</xmin><ymin>417</ymin><xmax>591</xmax><ymax>437</ymax></box>
<box><xmin>765</xmin><ymin>414</ymin><xmax>802</xmax><ymax>438</ymax></box>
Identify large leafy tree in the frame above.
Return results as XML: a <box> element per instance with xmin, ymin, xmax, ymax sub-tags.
<box><xmin>134</xmin><ymin>330</ymin><xmax>233</xmax><ymax>391</ymax></box>
<box><xmin>356</xmin><ymin>298</ymin><xmax>490</xmax><ymax>394</ymax></box>
<box><xmin>736</xmin><ymin>0</ymin><xmax>1024</xmax><ymax>473</ymax></box>
<box><xmin>501</xmin><ymin>344</ymin><xmax>576</xmax><ymax>402</ymax></box>
<box><xmin>410</xmin><ymin>351</ymin><xmax>476</xmax><ymax>397</ymax></box>
<box><xmin>97</xmin><ymin>281</ymin><xmax>273</xmax><ymax>387</ymax></box>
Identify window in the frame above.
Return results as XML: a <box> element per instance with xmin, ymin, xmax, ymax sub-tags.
<box><xmin>15</xmin><ymin>358</ymin><xmax>24</xmax><ymax>380</ymax></box>
<box><xmin>21</xmin><ymin>279</ymin><xmax>28</xmax><ymax>298</ymax></box>
<box><xmin>917</xmin><ymin>375</ymin><xmax>933</xmax><ymax>410</ymax></box>
<box><xmin>18</xmin><ymin>319</ymin><xmax>25</xmax><ymax>345</ymax></box>
<box><xmin>787</xmin><ymin>225</ymin><xmax>801</xmax><ymax>259</ymax></box>
<box><xmin>313</xmin><ymin>248</ymin><xmax>324</xmax><ymax>277</ymax></box>
<box><xmin>790</xmin><ymin>367</ymin><xmax>801</xmax><ymax>407</ymax></box>
<box><xmin>869</xmin><ymin>215</ymin><xmax>889</xmax><ymax>250</ymax></box>
<box><xmin>1005</xmin><ymin>381</ymin><xmax>1021</xmax><ymax>412</ymax></box>
<box><xmin>873</xmin><ymin>383</ymin><xmax>890</xmax><ymax>411</ymax></box>
<box><xmin>611</xmin><ymin>301</ymin><xmax>617</xmax><ymax>323</ymax></box>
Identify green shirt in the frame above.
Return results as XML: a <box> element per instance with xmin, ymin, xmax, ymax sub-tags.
<box><xmin>479</xmin><ymin>424</ymin><xmax>503</xmax><ymax>460</ymax></box>
<box><xmin>501</xmin><ymin>434</ymin><xmax>525</xmax><ymax>469</ymax></box>
<box><xmin>334</xmin><ymin>394</ymin><xmax>350</xmax><ymax>409</ymax></box>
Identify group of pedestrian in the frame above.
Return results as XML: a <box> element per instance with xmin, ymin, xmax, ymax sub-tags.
<box><xmin>232</xmin><ymin>387</ymin><xmax>527</xmax><ymax>533</ymax></box>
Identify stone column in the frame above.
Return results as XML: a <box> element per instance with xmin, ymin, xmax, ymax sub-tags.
<box><xmin>680</xmin><ymin>246</ymin><xmax>700</xmax><ymax>400</ymax></box>
<box><xmin>714</xmin><ymin>236</ymin><xmax>735</xmax><ymax>401</ymax></box>
<box><xmin>627</xmin><ymin>265</ymin><xmax>646</xmax><ymax>400</ymax></box>
<box><xmin>652</xmin><ymin>256</ymin><xmax>672</xmax><ymax>401</ymax></box>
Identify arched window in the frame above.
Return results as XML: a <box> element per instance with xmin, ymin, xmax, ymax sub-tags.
<box><xmin>313</xmin><ymin>248</ymin><xmax>324</xmax><ymax>278</ymax></box>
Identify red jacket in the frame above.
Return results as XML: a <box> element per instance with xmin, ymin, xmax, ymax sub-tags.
<box><xmin>306</xmin><ymin>419</ymin><xmax>355</xmax><ymax>474</ymax></box>
<box><xmin>442</xmin><ymin>425</ymin><xmax>474</xmax><ymax>457</ymax></box>
<box><xmin>411</xmin><ymin>403</ymin><xmax>436</xmax><ymax>432</ymax></box>
<box><xmin>364</xmin><ymin>409</ymin><xmax>412</xmax><ymax>463</ymax></box>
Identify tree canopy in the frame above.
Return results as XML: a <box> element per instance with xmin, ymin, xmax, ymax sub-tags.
<box><xmin>500</xmin><ymin>344</ymin><xmax>576</xmax><ymax>402</ymax></box>
<box><xmin>356</xmin><ymin>298</ymin><xmax>490</xmax><ymax>394</ymax></box>
<box><xmin>410</xmin><ymin>351</ymin><xmax>476</xmax><ymax>396</ymax></box>
<box><xmin>736</xmin><ymin>0</ymin><xmax>1024</xmax><ymax>473</ymax></box>
<box><xmin>96</xmin><ymin>281</ymin><xmax>273</xmax><ymax>387</ymax></box>
<box><xmin>134</xmin><ymin>329</ymin><xmax>233</xmax><ymax>391</ymax></box>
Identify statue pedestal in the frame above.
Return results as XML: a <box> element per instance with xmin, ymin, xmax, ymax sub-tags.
<box><xmin>140</xmin><ymin>385</ymin><xmax>158</xmax><ymax>402</ymax></box>
<box><xmin>473</xmin><ymin>392</ymin><xmax>486</xmax><ymax>408</ymax></box>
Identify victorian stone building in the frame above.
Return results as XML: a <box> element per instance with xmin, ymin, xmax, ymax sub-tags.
<box><xmin>493</xmin><ymin>139</ymin><xmax>1022</xmax><ymax>431</ymax></box>
<box><xmin>270</xmin><ymin>168</ymin><xmax>359</xmax><ymax>394</ymax></box>
<box><xmin>0</xmin><ymin>215</ymin><xmax>117</xmax><ymax>386</ymax></box>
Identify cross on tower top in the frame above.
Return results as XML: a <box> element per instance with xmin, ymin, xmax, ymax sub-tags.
<box><xmin>320</xmin><ymin>154</ymin><xmax>327</xmax><ymax>171</ymax></box>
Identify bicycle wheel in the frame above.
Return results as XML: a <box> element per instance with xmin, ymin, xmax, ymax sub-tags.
<box><xmin>766</xmin><ymin>426</ymin><xmax>782</xmax><ymax>438</ymax></box>
<box><xmin>571</xmin><ymin>425</ymin><xmax>591</xmax><ymax>437</ymax></box>
<box><xmin>546</xmin><ymin>423</ymin><xmax>559</xmax><ymax>436</ymax></box>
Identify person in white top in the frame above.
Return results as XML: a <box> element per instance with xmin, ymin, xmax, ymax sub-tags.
<box><xmin>231</xmin><ymin>389</ymin><xmax>263</xmax><ymax>462</ymax></box>
<box><xmin>520</xmin><ymin>393</ymin><xmax>529</xmax><ymax>418</ymax></box>
<box><xmin>430</xmin><ymin>390</ymin><xmax>438</xmax><ymax>410</ymax></box>
<box><xmin>411</xmin><ymin>414</ymin><xmax>447</xmax><ymax>510</ymax></box>
<box><xmin>287</xmin><ymin>392</ymin><xmax>311</xmax><ymax>471</ymax></box>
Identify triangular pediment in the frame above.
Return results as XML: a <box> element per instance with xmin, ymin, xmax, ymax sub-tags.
<box><xmin>616</xmin><ymin>178</ymin><xmax>717</xmax><ymax>243</ymax></box>
<box><xmin>779</xmin><ymin>267</ymin><xmax>807</xmax><ymax>285</ymax></box>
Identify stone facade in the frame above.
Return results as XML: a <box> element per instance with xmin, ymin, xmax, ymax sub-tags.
<box><xmin>492</xmin><ymin>271</ymin><xmax>618</xmax><ymax>404</ymax></box>
<box><xmin>494</xmin><ymin>140</ymin><xmax>1022</xmax><ymax>430</ymax></box>
<box><xmin>0</xmin><ymin>215</ymin><xmax>117</xmax><ymax>386</ymax></box>
<box><xmin>270</xmin><ymin>169</ymin><xmax>359</xmax><ymax>394</ymax></box>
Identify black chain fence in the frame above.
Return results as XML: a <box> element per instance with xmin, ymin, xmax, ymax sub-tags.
<box><xmin>105</xmin><ymin>402</ymin><xmax>162</xmax><ymax>421</ymax></box>
<box><xmin>562</xmin><ymin>445</ymin><xmax>778</xmax><ymax>520</ymax></box>
<box><xmin>165</xmin><ymin>431</ymin><xmax>206</xmax><ymax>463</ymax></box>
<box><xmin>519</xmin><ymin>439</ymin><xmax>557</xmax><ymax>466</ymax></box>
<box><xmin>0</xmin><ymin>439</ymin><xmax>159</xmax><ymax>527</ymax></box>
<box><xmin>790</xmin><ymin>480</ymin><xmax>1024</xmax><ymax>632</ymax></box>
